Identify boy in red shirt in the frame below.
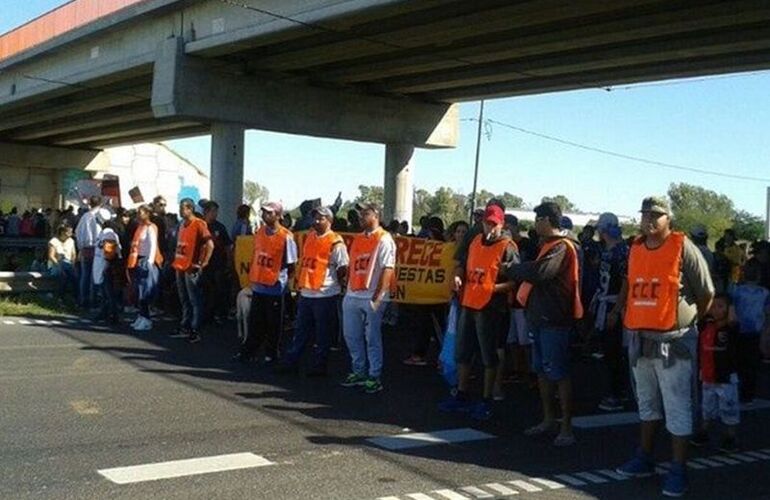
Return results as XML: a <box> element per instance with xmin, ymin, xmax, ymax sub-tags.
<box><xmin>691</xmin><ymin>293</ymin><xmax>740</xmax><ymax>452</ymax></box>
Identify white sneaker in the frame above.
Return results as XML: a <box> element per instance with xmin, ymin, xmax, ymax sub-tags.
<box><xmin>134</xmin><ymin>317</ymin><xmax>152</xmax><ymax>331</ymax></box>
<box><xmin>130</xmin><ymin>316</ymin><xmax>143</xmax><ymax>328</ymax></box>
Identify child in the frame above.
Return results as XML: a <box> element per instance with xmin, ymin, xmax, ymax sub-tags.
<box><xmin>731</xmin><ymin>258</ymin><xmax>770</xmax><ymax>404</ymax></box>
<box><xmin>691</xmin><ymin>293</ymin><xmax>740</xmax><ymax>452</ymax></box>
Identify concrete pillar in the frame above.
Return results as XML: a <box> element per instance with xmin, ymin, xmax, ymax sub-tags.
<box><xmin>383</xmin><ymin>143</ymin><xmax>414</xmax><ymax>227</ymax></box>
<box><xmin>210</xmin><ymin>123</ymin><xmax>245</xmax><ymax>231</ymax></box>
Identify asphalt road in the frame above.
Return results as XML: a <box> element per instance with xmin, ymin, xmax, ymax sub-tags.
<box><xmin>1</xmin><ymin>313</ymin><xmax>769</xmax><ymax>500</ymax></box>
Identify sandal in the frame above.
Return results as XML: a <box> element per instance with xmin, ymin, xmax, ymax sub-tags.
<box><xmin>524</xmin><ymin>421</ymin><xmax>558</xmax><ymax>436</ymax></box>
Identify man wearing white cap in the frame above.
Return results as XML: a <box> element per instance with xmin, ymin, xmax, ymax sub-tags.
<box><xmin>235</xmin><ymin>201</ymin><xmax>297</xmax><ymax>364</ymax></box>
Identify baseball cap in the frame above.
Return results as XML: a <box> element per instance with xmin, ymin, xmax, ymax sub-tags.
<box><xmin>355</xmin><ymin>202</ymin><xmax>381</xmax><ymax>215</ymax></box>
<box><xmin>311</xmin><ymin>206</ymin><xmax>334</xmax><ymax>219</ymax></box>
<box><xmin>261</xmin><ymin>201</ymin><xmax>283</xmax><ymax>214</ymax></box>
<box><xmin>640</xmin><ymin>196</ymin><xmax>671</xmax><ymax>216</ymax></box>
<box><xmin>596</xmin><ymin>212</ymin><xmax>619</xmax><ymax>231</ymax></box>
<box><xmin>690</xmin><ymin>224</ymin><xmax>708</xmax><ymax>238</ymax></box>
<box><xmin>484</xmin><ymin>205</ymin><xmax>504</xmax><ymax>225</ymax></box>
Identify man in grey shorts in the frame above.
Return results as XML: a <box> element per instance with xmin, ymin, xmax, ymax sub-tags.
<box><xmin>613</xmin><ymin>196</ymin><xmax>714</xmax><ymax>498</ymax></box>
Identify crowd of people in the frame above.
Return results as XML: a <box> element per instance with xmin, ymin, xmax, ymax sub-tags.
<box><xmin>2</xmin><ymin>192</ymin><xmax>769</xmax><ymax>498</ymax></box>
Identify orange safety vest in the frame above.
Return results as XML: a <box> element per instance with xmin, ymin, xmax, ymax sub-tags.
<box><xmin>127</xmin><ymin>223</ymin><xmax>163</xmax><ymax>269</ymax></box>
<box><xmin>248</xmin><ymin>225</ymin><xmax>292</xmax><ymax>286</ymax></box>
<box><xmin>297</xmin><ymin>230</ymin><xmax>344</xmax><ymax>291</ymax></box>
<box><xmin>516</xmin><ymin>237</ymin><xmax>584</xmax><ymax>320</ymax></box>
<box><xmin>348</xmin><ymin>227</ymin><xmax>387</xmax><ymax>292</ymax></box>
<box><xmin>461</xmin><ymin>234</ymin><xmax>514</xmax><ymax>310</ymax></box>
<box><xmin>623</xmin><ymin>232</ymin><xmax>685</xmax><ymax>331</ymax></box>
<box><xmin>172</xmin><ymin>218</ymin><xmax>210</xmax><ymax>272</ymax></box>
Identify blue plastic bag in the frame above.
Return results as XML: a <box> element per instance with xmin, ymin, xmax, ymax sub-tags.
<box><xmin>439</xmin><ymin>297</ymin><xmax>459</xmax><ymax>387</ymax></box>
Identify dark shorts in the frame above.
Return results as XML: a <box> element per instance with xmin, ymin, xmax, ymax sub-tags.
<box><xmin>455</xmin><ymin>306</ymin><xmax>508</xmax><ymax>368</ymax></box>
<box><xmin>531</xmin><ymin>326</ymin><xmax>571</xmax><ymax>381</ymax></box>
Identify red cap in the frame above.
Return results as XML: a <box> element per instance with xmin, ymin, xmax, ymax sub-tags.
<box><xmin>484</xmin><ymin>205</ymin><xmax>504</xmax><ymax>225</ymax></box>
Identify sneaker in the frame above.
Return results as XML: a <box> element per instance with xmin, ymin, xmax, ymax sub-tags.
<box><xmin>130</xmin><ymin>316</ymin><xmax>143</xmax><ymax>328</ymax></box>
<box><xmin>438</xmin><ymin>394</ymin><xmax>472</xmax><ymax>413</ymax></box>
<box><xmin>170</xmin><ymin>327</ymin><xmax>190</xmax><ymax>338</ymax></box>
<box><xmin>598</xmin><ymin>396</ymin><xmax>624</xmax><ymax>412</ymax></box>
<box><xmin>689</xmin><ymin>431</ymin><xmax>709</xmax><ymax>448</ymax></box>
<box><xmin>718</xmin><ymin>436</ymin><xmax>738</xmax><ymax>453</ymax></box>
<box><xmin>661</xmin><ymin>463</ymin><xmax>688</xmax><ymax>497</ymax></box>
<box><xmin>402</xmin><ymin>355</ymin><xmax>428</xmax><ymax>366</ymax></box>
<box><xmin>470</xmin><ymin>401</ymin><xmax>492</xmax><ymax>421</ymax></box>
<box><xmin>362</xmin><ymin>378</ymin><xmax>383</xmax><ymax>394</ymax></box>
<box><xmin>133</xmin><ymin>317</ymin><xmax>152</xmax><ymax>331</ymax></box>
<box><xmin>616</xmin><ymin>448</ymin><xmax>655</xmax><ymax>478</ymax></box>
<box><xmin>554</xmin><ymin>432</ymin><xmax>576</xmax><ymax>447</ymax></box>
<box><xmin>492</xmin><ymin>389</ymin><xmax>505</xmax><ymax>402</ymax></box>
<box><xmin>340</xmin><ymin>373</ymin><xmax>368</xmax><ymax>387</ymax></box>
<box><xmin>187</xmin><ymin>332</ymin><xmax>201</xmax><ymax>344</ymax></box>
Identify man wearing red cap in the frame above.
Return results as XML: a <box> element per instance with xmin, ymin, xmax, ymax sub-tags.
<box><xmin>440</xmin><ymin>204</ymin><xmax>518</xmax><ymax>420</ymax></box>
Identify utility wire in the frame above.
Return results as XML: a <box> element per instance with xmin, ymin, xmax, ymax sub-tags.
<box><xmin>462</xmin><ymin>117</ymin><xmax>770</xmax><ymax>183</ymax></box>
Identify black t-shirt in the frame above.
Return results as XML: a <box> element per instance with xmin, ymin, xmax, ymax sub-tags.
<box><xmin>207</xmin><ymin>219</ymin><xmax>232</xmax><ymax>267</ymax></box>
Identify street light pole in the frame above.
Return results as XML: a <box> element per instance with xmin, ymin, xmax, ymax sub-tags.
<box><xmin>469</xmin><ymin>100</ymin><xmax>485</xmax><ymax>220</ymax></box>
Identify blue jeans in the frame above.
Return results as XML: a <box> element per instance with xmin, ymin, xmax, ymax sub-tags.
<box><xmin>176</xmin><ymin>270</ymin><xmax>203</xmax><ymax>332</ymax></box>
<box><xmin>133</xmin><ymin>259</ymin><xmax>159</xmax><ymax>318</ymax></box>
<box><xmin>284</xmin><ymin>295</ymin><xmax>338</xmax><ymax>368</ymax></box>
<box><xmin>99</xmin><ymin>263</ymin><xmax>117</xmax><ymax>319</ymax></box>
<box><xmin>342</xmin><ymin>295</ymin><xmax>385</xmax><ymax>379</ymax></box>
<box><xmin>78</xmin><ymin>253</ymin><xmax>94</xmax><ymax>307</ymax></box>
<box><xmin>53</xmin><ymin>262</ymin><xmax>77</xmax><ymax>298</ymax></box>
<box><xmin>531</xmin><ymin>325</ymin><xmax>571</xmax><ymax>381</ymax></box>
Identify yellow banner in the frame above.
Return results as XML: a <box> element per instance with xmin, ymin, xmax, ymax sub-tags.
<box><xmin>234</xmin><ymin>232</ymin><xmax>456</xmax><ymax>304</ymax></box>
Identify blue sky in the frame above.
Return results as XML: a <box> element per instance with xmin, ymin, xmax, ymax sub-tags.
<box><xmin>5</xmin><ymin>1</ymin><xmax>770</xmax><ymax>217</ymax></box>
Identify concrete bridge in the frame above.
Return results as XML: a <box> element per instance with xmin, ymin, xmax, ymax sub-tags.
<box><xmin>2</xmin><ymin>0</ymin><xmax>770</xmax><ymax>226</ymax></box>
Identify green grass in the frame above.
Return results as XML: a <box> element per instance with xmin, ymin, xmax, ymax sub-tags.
<box><xmin>0</xmin><ymin>294</ymin><xmax>78</xmax><ymax>317</ymax></box>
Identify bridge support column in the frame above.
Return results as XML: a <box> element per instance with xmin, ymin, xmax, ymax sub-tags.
<box><xmin>383</xmin><ymin>144</ymin><xmax>414</xmax><ymax>228</ymax></box>
<box><xmin>210</xmin><ymin>123</ymin><xmax>245</xmax><ymax>231</ymax></box>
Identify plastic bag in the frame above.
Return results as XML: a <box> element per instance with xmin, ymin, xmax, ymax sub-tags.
<box><xmin>439</xmin><ymin>297</ymin><xmax>460</xmax><ymax>387</ymax></box>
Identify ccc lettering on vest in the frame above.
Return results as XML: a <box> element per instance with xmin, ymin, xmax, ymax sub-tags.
<box><xmin>467</xmin><ymin>268</ymin><xmax>486</xmax><ymax>285</ymax></box>
<box><xmin>353</xmin><ymin>254</ymin><xmax>372</xmax><ymax>273</ymax></box>
<box><xmin>256</xmin><ymin>253</ymin><xmax>275</xmax><ymax>269</ymax></box>
<box><xmin>630</xmin><ymin>277</ymin><xmax>663</xmax><ymax>306</ymax></box>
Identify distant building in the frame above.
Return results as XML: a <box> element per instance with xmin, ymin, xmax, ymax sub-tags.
<box><xmin>507</xmin><ymin>209</ymin><xmax>635</xmax><ymax>227</ymax></box>
<box><xmin>0</xmin><ymin>143</ymin><xmax>209</xmax><ymax>212</ymax></box>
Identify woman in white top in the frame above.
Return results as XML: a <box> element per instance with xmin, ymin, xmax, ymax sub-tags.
<box><xmin>47</xmin><ymin>225</ymin><xmax>77</xmax><ymax>297</ymax></box>
<box><xmin>127</xmin><ymin>205</ymin><xmax>163</xmax><ymax>331</ymax></box>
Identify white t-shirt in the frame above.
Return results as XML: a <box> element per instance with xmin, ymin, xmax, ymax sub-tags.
<box><xmin>48</xmin><ymin>237</ymin><xmax>76</xmax><ymax>268</ymax></box>
<box><xmin>345</xmin><ymin>231</ymin><xmax>396</xmax><ymax>301</ymax></box>
<box><xmin>301</xmin><ymin>239</ymin><xmax>350</xmax><ymax>299</ymax></box>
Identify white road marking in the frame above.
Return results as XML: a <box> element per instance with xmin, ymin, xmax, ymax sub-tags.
<box><xmin>377</xmin><ymin>497</ymin><xmax>402</xmax><ymax>500</ymax></box>
<box><xmin>595</xmin><ymin>469</ymin><xmax>628</xmax><ymax>481</ymax></box>
<box><xmin>460</xmin><ymin>485</ymin><xmax>494</xmax><ymax>498</ymax></box>
<box><xmin>2</xmin><ymin>320</ymin><xmax>15</xmax><ymax>325</ymax></box>
<box><xmin>745</xmin><ymin>451</ymin><xmax>770</xmax><ymax>459</ymax></box>
<box><xmin>98</xmin><ymin>452</ymin><xmax>274</xmax><ymax>484</ymax></box>
<box><xmin>17</xmin><ymin>319</ymin><xmax>31</xmax><ymax>325</ymax></box>
<box><xmin>729</xmin><ymin>453</ymin><xmax>757</xmax><ymax>463</ymax></box>
<box><xmin>484</xmin><ymin>482</ymin><xmax>519</xmax><ymax>495</ymax></box>
<box><xmin>434</xmin><ymin>489</ymin><xmax>470</xmax><ymax>499</ymax></box>
<box><xmin>554</xmin><ymin>474</ymin><xmax>587</xmax><ymax>486</ymax></box>
<box><xmin>693</xmin><ymin>458</ymin><xmax>723</xmax><ymax>467</ymax></box>
<box><xmin>508</xmin><ymin>480</ymin><xmax>542</xmax><ymax>492</ymax></box>
<box><xmin>573</xmin><ymin>472</ymin><xmax>609</xmax><ymax>484</ymax></box>
<box><xmin>686</xmin><ymin>461</ymin><xmax>707</xmax><ymax>470</ymax></box>
<box><xmin>50</xmin><ymin>319</ymin><xmax>63</xmax><ymax>325</ymax></box>
<box><xmin>367</xmin><ymin>428</ymin><xmax>494</xmax><ymax>450</ymax></box>
<box><xmin>34</xmin><ymin>319</ymin><xmax>49</xmax><ymax>325</ymax></box>
<box><xmin>710</xmin><ymin>456</ymin><xmax>740</xmax><ymax>465</ymax></box>
<box><xmin>530</xmin><ymin>478</ymin><xmax>565</xmax><ymax>490</ymax></box>
<box><xmin>407</xmin><ymin>494</ymin><xmax>438</xmax><ymax>500</ymax></box>
<box><xmin>572</xmin><ymin>412</ymin><xmax>639</xmax><ymax>429</ymax></box>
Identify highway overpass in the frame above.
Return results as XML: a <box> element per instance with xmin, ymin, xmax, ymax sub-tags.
<box><xmin>2</xmin><ymin>0</ymin><xmax>770</xmax><ymax>225</ymax></box>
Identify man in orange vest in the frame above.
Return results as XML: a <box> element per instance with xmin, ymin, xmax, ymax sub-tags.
<box><xmin>506</xmin><ymin>202</ymin><xmax>583</xmax><ymax>447</ymax></box>
<box><xmin>614</xmin><ymin>196</ymin><xmax>714</xmax><ymax>498</ymax></box>
<box><xmin>439</xmin><ymin>204</ymin><xmax>518</xmax><ymax>421</ymax></box>
<box><xmin>171</xmin><ymin>198</ymin><xmax>214</xmax><ymax>344</ymax></box>
<box><xmin>276</xmin><ymin>206</ymin><xmax>348</xmax><ymax>376</ymax></box>
<box><xmin>340</xmin><ymin>203</ymin><xmax>396</xmax><ymax>394</ymax></box>
<box><xmin>234</xmin><ymin>201</ymin><xmax>298</xmax><ymax>364</ymax></box>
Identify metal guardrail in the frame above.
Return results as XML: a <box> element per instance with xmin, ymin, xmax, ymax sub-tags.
<box><xmin>0</xmin><ymin>272</ymin><xmax>58</xmax><ymax>293</ymax></box>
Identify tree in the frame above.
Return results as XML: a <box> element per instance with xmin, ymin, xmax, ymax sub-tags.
<box><xmin>499</xmin><ymin>191</ymin><xmax>524</xmax><ymax>210</ymax></box>
<box><xmin>354</xmin><ymin>185</ymin><xmax>384</xmax><ymax>207</ymax></box>
<box><xmin>541</xmin><ymin>195</ymin><xmax>577</xmax><ymax>213</ymax></box>
<box><xmin>668</xmin><ymin>183</ymin><xmax>734</xmax><ymax>238</ymax></box>
<box><xmin>243</xmin><ymin>180</ymin><xmax>269</xmax><ymax>207</ymax></box>
<box><xmin>732</xmin><ymin>210</ymin><xmax>765</xmax><ymax>241</ymax></box>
